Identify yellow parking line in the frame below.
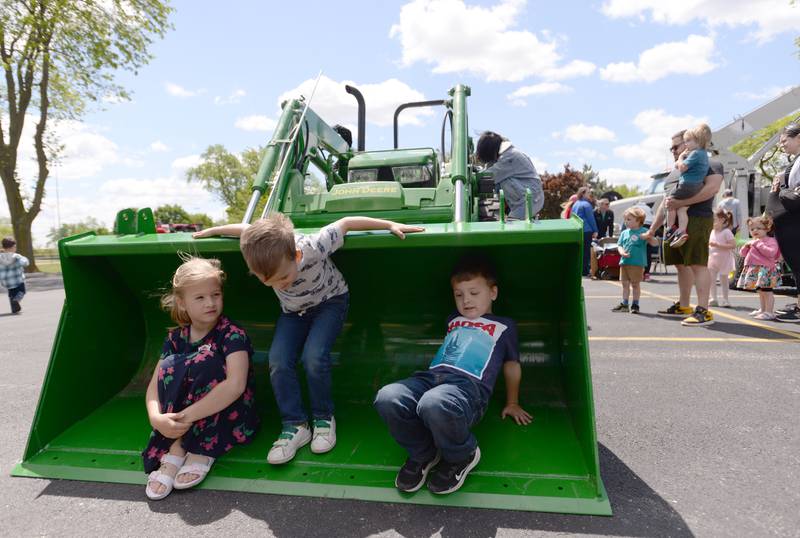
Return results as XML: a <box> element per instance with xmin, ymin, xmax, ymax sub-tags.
<box><xmin>597</xmin><ymin>280</ymin><xmax>800</xmax><ymax>341</ymax></box>
<box><xmin>589</xmin><ymin>336</ymin><xmax>797</xmax><ymax>343</ymax></box>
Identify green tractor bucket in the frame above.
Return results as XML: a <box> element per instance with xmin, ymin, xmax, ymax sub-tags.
<box><xmin>12</xmin><ymin>218</ymin><xmax>610</xmax><ymax>515</ymax></box>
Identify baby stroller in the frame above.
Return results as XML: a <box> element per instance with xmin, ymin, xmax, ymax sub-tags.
<box><xmin>593</xmin><ymin>237</ymin><xmax>621</xmax><ymax>280</ymax></box>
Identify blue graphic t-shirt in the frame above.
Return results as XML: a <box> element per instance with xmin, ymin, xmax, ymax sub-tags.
<box><xmin>429</xmin><ymin>313</ymin><xmax>519</xmax><ymax>392</ymax></box>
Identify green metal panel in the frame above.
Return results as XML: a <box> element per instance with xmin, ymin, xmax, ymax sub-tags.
<box><xmin>349</xmin><ymin>148</ymin><xmax>436</xmax><ymax>168</ymax></box>
<box><xmin>13</xmin><ymin>219</ymin><xmax>610</xmax><ymax>515</ymax></box>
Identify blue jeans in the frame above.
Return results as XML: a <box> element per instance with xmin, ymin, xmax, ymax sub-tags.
<box><xmin>7</xmin><ymin>283</ymin><xmax>25</xmax><ymax>307</ymax></box>
<box><xmin>583</xmin><ymin>231</ymin><xmax>594</xmax><ymax>276</ymax></box>
<box><xmin>269</xmin><ymin>292</ymin><xmax>349</xmax><ymax>425</ymax></box>
<box><xmin>496</xmin><ymin>177</ymin><xmax>544</xmax><ymax>220</ymax></box>
<box><xmin>374</xmin><ymin>371</ymin><xmax>489</xmax><ymax>463</ymax></box>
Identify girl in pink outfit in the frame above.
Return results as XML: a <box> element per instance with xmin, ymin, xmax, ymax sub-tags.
<box><xmin>737</xmin><ymin>215</ymin><xmax>782</xmax><ymax>320</ymax></box>
<box><xmin>708</xmin><ymin>208</ymin><xmax>737</xmax><ymax>307</ymax></box>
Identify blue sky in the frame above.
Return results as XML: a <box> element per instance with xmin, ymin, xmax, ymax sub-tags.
<box><xmin>3</xmin><ymin>0</ymin><xmax>799</xmax><ymax>245</ymax></box>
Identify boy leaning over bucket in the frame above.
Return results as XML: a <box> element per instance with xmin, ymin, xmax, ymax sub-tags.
<box><xmin>612</xmin><ymin>207</ymin><xmax>659</xmax><ymax>314</ymax></box>
<box><xmin>194</xmin><ymin>214</ymin><xmax>423</xmax><ymax>464</ymax></box>
<box><xmin>0</xmin><ymin>237</ymin><xmax>29</xmax><ymax>314</ymax></box>
<box><xmin>374</xmin><ymin>255</ymin><xmax>532</xmax><ymax>495</ymax></box>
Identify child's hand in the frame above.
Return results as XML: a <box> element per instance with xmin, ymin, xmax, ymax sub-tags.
<box><xmin>709</xmin><ymin>241</ymin><xmax>718</xmax><ymax>248</ymax></box>
<box><xmin>618</xmin><ymin>248</ymin><xmax>630</xmax><ymax>258</ymax></box>
<box><xmin>192</xmin><ymin>229</ymin><xmax>215</xmax><ymax>239</ymax></box>
<box><xmin>151</xmin><ymin>412</ymin><xmax>191</xmax><ymax>439</ymax></box>
<box><xmin>389</xmin><ymin>222</ymin><xmax>425</xmax><ymax>239</ymax></box>
<box><xmin>501</xmin><ymin>403</ymin><xmax>533</xmax><ymax>425</ymax></box>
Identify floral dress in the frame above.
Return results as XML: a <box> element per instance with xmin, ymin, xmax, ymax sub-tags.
<box><xmin>142</xmin><ymin>315</ymin><xmax>259</xmax><ymax>473</ymax></box>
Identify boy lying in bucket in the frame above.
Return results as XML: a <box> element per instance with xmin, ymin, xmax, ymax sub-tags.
<box><xmin>374</xmin><ymin>255</ymin><xmax>532</xmax><ymax>494</ymax></box>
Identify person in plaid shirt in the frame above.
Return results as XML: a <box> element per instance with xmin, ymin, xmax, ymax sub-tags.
<box><xmin>0</xmin><ymin>237</ymin><xmax>29</xmax><ymax>314</ymax></box>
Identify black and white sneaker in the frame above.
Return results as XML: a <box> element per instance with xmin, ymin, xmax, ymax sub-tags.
<box><xmin>630</xmin><ymin>303</ymin><xmax>640</xmax><ymax>314</ymax></box>
<box><xmin>428</xmin><ymin>447</ymin><xmax>481</xmax><ymax>495</ymax></box>
<box><xmin>611</xmin><ymin>303</ymin><xmax>629</xmax><ymax>313</ymax></box>
<box><xmin>395</xmin><ymin>452</ymin><xmax>440</xmax><ymax>492</ymax></box>
<box><xmin>776</xmin><ymin>306</ymin><xmax>800</xmax><ymax>323</ymax></box>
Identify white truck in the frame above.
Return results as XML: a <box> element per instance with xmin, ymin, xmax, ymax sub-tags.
<box><xmin>610</xmin><ymin>86</ymin><xmax>800</xmax><ymax>237</ymax></box>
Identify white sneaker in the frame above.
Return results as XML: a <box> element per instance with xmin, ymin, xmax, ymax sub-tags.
<box><xmin>719</xmin><ymin>299</ymin><xmax>731</xmax><ymax>308</ymax></box>
<box><xmin>708</xmin><ymin>299</ymin><xmax>719</xmax><ymax>307</ymax></box>
<box><xmin>754</xmin><ymin>312</ymin><xmax>776</xmax><ymax>321</ymax></box>
<box><xmin>310</xmin><ymin>417</ymin><xmax>336</xmax><ymax>454</ymax></box>
<box><xmin>267</xmin><ymin>423</ymin><xmax>311</xmax><ymax>464</ymax></box>
<box><xmin>749</xmin><ymin>309</ymin><xmax>762</xmax><ymax>316</ymax></box>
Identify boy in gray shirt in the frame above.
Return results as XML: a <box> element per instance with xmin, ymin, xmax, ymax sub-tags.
<box><xmin>195</xmin><ymin>214</ymin><xmax>423</xmax><ymax>464</ymax></box>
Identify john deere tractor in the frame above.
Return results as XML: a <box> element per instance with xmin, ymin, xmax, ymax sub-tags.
<box><xmin>14</xmin><ymin>84</ymin><xmax>610</xmax><ymax>515</ymax></box>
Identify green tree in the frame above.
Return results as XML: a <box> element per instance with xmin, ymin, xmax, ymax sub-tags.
<box><xmin>154</xmin><ymin>204</ymin><xmax>213</xmax><ymax>228</ymax></box>
<box><xmin>731</xmin><ymin>112</ymin><xmax>799</xmax><ymax>181</ymax></box>
<box><xmin>0</xmin><ymin>216</ymin><xmax>12</xmax><ymax>238</ymax></box>
<box><xmin>154</xmin><ymin>203</ymin><xmax>190</xmax><ymax>224</ymax></box>
<box><xmin>186</xmin><ymin>144</ymin><xmax>267</xmax><ymax>222</ymax></box>
<box><xmin>611</xmin><ymin>184</ymin><xmax>644</xmax><ymax>198</ymax></box>
<box><xmin>47</xmin><ymin>217</ymin><xmax>109</xmax><ymax>244</ymax></box>
<box><xmin>0</xmin><ymin>1</ymin><xmax>172</xmax><ymax>271</ymax></box>
<box><xmin>541</xmin><ymin>164</ymin><xmax>586</xmax><ymax>219</ymax></box>
<box><xmin>581</xmin><ymin>163</ymin><xmax>612</xmax><ymax>195</ymax></box>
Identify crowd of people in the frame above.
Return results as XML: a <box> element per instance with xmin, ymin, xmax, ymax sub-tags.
<box><xmin>559</xmin><ymin>122</ymin><xmax>800</xmax><ymax>325</ymax></box>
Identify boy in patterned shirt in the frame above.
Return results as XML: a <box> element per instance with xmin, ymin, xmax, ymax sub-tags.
<box><xmin>0</xmin><ymin>237</ymin><xmax>29</xmax><ymax>314</ymax></box>
<box><xmin>374</xmin><ymin>255</ymin><xmax>532</xmax><ymax>495</ymax></box>
<box><xmin>195</xmin><ymin>214</ymin><xmax>423</xmax><ymax>464</ymax></box>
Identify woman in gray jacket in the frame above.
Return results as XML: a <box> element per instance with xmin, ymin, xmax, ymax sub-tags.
<box><xmin>475</xmin><ymin>132</ymin><xmax>544</xmax><ymax>220</ymax></box>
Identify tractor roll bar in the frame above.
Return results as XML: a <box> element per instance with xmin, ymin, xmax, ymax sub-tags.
<box><xmin>393</xmin><ymin>100</ymin><xmax>446</xmax><ymax>149</ymax></box>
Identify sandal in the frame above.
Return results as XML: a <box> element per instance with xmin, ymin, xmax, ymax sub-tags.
<box><xmin>173</xmin><ymin>453</ymin><xmax>215</xmax><ymax>490</ymax></box>
<box><xmin>145</xmin><ymin>453</ymin><xmax>186</xmax><ymax>500</ymax></box>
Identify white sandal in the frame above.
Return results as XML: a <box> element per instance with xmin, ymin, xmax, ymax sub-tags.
<box><xmin>145</xmin><ymin>453</ymin><xmax>186</xmax><ymax>500</ymax></box>
<box><xmin>173</xmin><ymin>454</ymin><xmax>215</xmax><ymax>490</ymax></box>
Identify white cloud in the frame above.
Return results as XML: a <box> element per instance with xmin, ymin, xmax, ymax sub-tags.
<box><xmin>541</xmin><ymin>60</ymin><xmax>597</xmax><ymax>81</ymax></box>
<box><xmin>613</xmin><ymin>109</ymin><xmax>708</xmax><ymax>169</ymax></box>
<box><xmin>277</xmin><ymin>75</ymin><xmax>433</xmax><ymax>128</ymax></box>
<box><xmin>601</xmin><ymin>0</ymin><xmax>800</xmax><ymax>43</ymax></box>
<box><xmin>165</xmin><ymin>82</ymin><xmax>201</xmax><ymax>98</ymax></box>
<box><xmin>215</xmin><ymin>89</ymin><xmax>246</xmax><ymax>105</ymax></box>
<box><xmin>555</xmin><ymin>124</ymin><xmax>617</xmax><ymax>142</ymax></box>
<box><xmin>507</xmin><ymin>82</ymin><xmax>572</xmax><ymax>105</ymax></box>
<box><xmin>171</xmin><ymin>154</ymin><xmax>202</xmax><ymax>173</ymax></box>
<box><xmin>554</xmin><ymin>147</ymin><xmax>609</xmax><ymax>162</ymax></box>
<box><xmin>597</xmin><ymin>167</ymin><xmax>655</xmax><ymax>189</ymax></box>
<box><xmin>234</xmin><ymin>115</ymin><xmax>278</xmax><ymax>132</ymax></box>
<box><xmin>390</xmin><ymin>0</ymin><xmax>595</xmax><ymax>83</ymax></box>
<box><xmin>150</xmin><ymin>140</ymin><xmax>170</xmax><ymax>152</ymax></box>
<box><xmin>735</xmin><ymin>85</ymin><xmax>795</xmax><ymax>101</ymax></box>
<box><xmin>600</xmin><ymin>35</ymin><xmax>716</xmax><ymax>83</ymax></box>
<box><xmin>7</xmin><ymin>117</ymin><xmax>127</xmax><ymax>184</ymax></box>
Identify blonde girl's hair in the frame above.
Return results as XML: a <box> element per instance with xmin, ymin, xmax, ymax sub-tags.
<box><xmin>623</xmin><ymin>206</ymin><xmax>646</xmax><ymax>227</ymax></box>
<box><xmin>747</xmin><ymin>213</ymin><xmax>774</xmax><ymax>234</ymax></box>
<box><xmin>684</xmin><ymin>123</ymin><xmax>712</xmax><ymax>149</ymax></box>
<box><xmin>161</xmin><ymin>256</ymin><xmax>226</xmax><ymax>326</ymax></box>
<box><xmin>713</xmin><ymin>208</ymin><xmax>733</xmax><ymax>229</ymax></box>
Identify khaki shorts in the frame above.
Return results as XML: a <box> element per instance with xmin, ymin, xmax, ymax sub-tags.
<box><xmin>620</xmin><ymin>265</ymin><xmax>644</xmax><ymax>284</ymax></box>
<box><xmin>664</xmin><ymin>216</ymin><xmax>713</xmax><ymax>267</ymax></box>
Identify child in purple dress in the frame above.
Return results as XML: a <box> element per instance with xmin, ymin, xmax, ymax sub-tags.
<box><xmin>143</xmin><ymin>257</ymin><xmax>259</xmax><ymax>500</ymax></box>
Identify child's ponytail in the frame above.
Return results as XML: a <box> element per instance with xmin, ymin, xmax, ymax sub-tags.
<box><xmin>714</xmin><ymin>208</ymin><xmax>734</xmax><ymax>230</ymax></box>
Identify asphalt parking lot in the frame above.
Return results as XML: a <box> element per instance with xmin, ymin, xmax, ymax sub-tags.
<box><xmin>2</xmin><ymin>272</ymin><xmax>798</xmax><ymax>537</ymax></box>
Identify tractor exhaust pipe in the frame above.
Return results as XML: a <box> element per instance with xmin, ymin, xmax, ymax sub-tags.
<box><xmin>345</xmin><ymin>85</ymin><xmax>366</xmax><ymax>151</ymax></box>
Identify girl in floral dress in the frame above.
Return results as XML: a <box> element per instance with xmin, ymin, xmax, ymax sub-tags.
<box><xmin>737</xmin><ymin>215</ymin><xmax>783</xmax><ymax>321</ymax></box>
<box><xmin>144</xmin><ymin>257</ymin><xmax>259</xmax><ymax>500</ymax></box>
